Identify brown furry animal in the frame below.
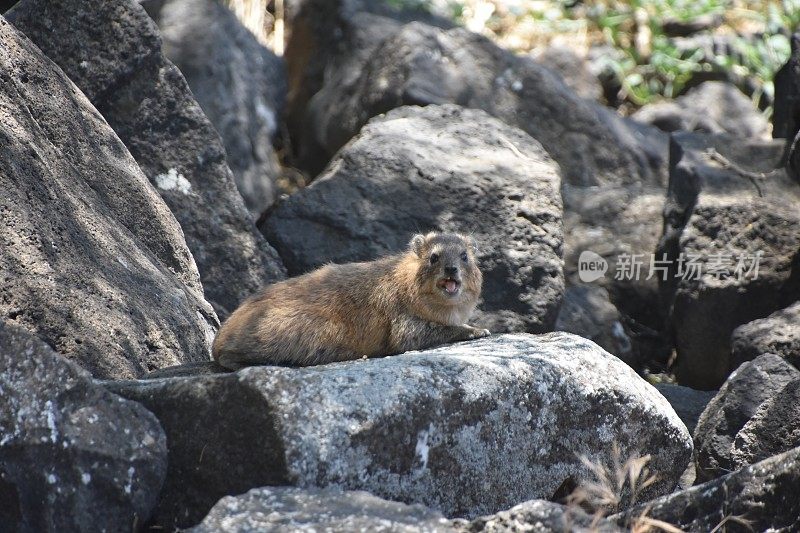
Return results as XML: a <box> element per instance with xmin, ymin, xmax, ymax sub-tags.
<box><xmin>212</xmin><ymin>232</ymin><xmax>489</xmax><ymax>369</ymax></box>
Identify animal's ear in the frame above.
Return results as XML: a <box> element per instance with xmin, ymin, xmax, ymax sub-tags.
<box><xmin>465</xmin><ymin>235</ymin><xmax>479</xmax><ymax>256</ymax></box>
<box><xmin>409</xmin><ymin>234</ymin><xmax>427</xmax><ymax>256</ymax></box>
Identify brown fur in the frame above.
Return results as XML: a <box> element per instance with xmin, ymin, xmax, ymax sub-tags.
<box><xmin>212</xmin><ymin>232</ymin><xmax>488</xmax><ymax>369</ymax></box>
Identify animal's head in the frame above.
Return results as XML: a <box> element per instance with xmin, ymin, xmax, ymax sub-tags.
<box><xmin>408</xmin><ymin>232</ymin><xmax>482</xmax><ymax>310</ymax></box>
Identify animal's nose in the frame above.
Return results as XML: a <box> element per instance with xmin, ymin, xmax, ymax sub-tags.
<box><xmin>444</xmin><ymin>266</ymin><xmax>458</xmax><ymax>277</ymax></box>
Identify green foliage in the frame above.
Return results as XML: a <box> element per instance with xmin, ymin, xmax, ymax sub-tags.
<box><xmin>583</xmin><ymin>0</ymin><xmax>796</xmax><ymax>108</ymax></box>
<box><xmin>392</xmin><ymin>0</ymin><xmax>799</xmax><ymax>112</ymax></box>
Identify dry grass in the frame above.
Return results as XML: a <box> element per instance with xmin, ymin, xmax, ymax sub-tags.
<box><xmin>564</xmin><ymin>442</ymin><xmax>685</xmax><ymax>532</ymax></box>
<box><xmin>565</xmin><ymin>443</ymin><xmax>760</xmax><ymax>532</ymax></box>
<box><xmin>567</xmin><ymin>442</ymin><xmax>659</xmax><ymax>515</ymax></box>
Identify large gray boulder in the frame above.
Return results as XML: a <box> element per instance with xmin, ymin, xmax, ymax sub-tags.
<box><xmin>189</xmin><ymin>487</ymin><xmax>455</xmax><ymax>533</ymax></box>
<box><xmin>693</xmin><ymin>354</ymin><xmax>800</xmax><ymax>483</ymax></box>
<box><xmin>615</xmin><ymin>446</ymin><xmax>800</xmax><ymax>532</ymax></box>
<box><xmin>632</xmin><ymin>81</ymin><xmax>769</xmax><ymax>139</ymax></box>
<box><xmin>145</xmin><ymin>0</ymin><xmax>287</xmax><ymax>216</ymax></box>
<box><xmin>262</xmin><ymin>104</ymin><xmax>564</xmax><ymax>334</ymax></box>
<box><xmin>731</xmin><ymin>301</ymin><xmax>800</xmax><ymax>370</ymax></box>
<box><xmin>105</xmin><ymin>333</ymin><xmax>692</xmax><ymax>528</ymax></box>
<box><xmin>0</xmin><ymin>321</ymin><xmax>167</xmax><ymax>531</ymax></box>
<box><xmin>8</xmin><ymin>0</ymin><xmax>286</xmax><ymax>316</ymax></box>
<box><xmin>0</xmin><ymin>16</ymin><xmax>215</xmax><ymax>379</ymax></box>
<box><xmin>658</xmin><ymin>132</ymin><xmax>800</xmax><ymax>389</ymax></box>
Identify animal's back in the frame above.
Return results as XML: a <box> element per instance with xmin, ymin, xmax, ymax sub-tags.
<box><xmin>212</xmin><ymin>257</ymin><xmax>401</xmax><ymax>367</ymax></box>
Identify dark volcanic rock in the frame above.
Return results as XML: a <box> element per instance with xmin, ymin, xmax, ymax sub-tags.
<box><xmin>654</xmin><ymin>383</ymin><xmax>717</xmax><ymax>434</ymax></box>
<box><xmin>9</xmin><ymin>0</ymin><xmax>286</xmax><ymax>316</ymax></box>
<box><xmin>730</xmin><ymin>378</ymin><xmax>800</xmax><ymax>470</ymax></box>
<box><xmin>284</xmin><ymin>0</ymin><xmax>452</xmax><ymax>174</ymax></box>
<box><xmin>0</xmin><ymin>321</ymin><xmax>167</xmax><ymax>531</ymax></box>
<box><xmin>632</xmin><ymin>81</ymin><xmax>769</xmax><ymax>139</ymax></box>
<box><xmin>731</xmin><ymin>301</ymin><xmax>800</xmax><ymax>370</ymax></box>
<box><xmin>658</xmin><ymin>132</ymin><xmax>800</xmax><ymax>389</ymax></box>
<box><xmin>556</xmin><ymin>285</ymin><xmax>634</xmax><ymax>367</ymax></box>
<box><xmin>301</xmin><ymin>20</ymin><xmax>665</xmax><ymax>189</ymax></box>
<box><xmin>774</xmin><ymin>34</ymin><xmax>800</xmax><ymax>181</ymax></box>
<box><xmin>105</xmin><ymin>333</ymin><xmax>691</xmax><ymax>529</ymax></box>
<box><xmin>561</xmin><ymin>185</ymin><xmax>670</xmax><ymax>369</ymax></box>
<box><xmin>615</xmin><ymin>446</ymin><xmax>800</xmax><ymax>533</ymax></box>
<box><xmin>189</xmin><ymin>487</ymin><xmax>455</xmax><ymax>533</ymax></box>
<box><xmin>0</xmin><ymin>16</ymin><xmax>215</xmax><ymax>379</ymax></box>
<box><xmin>693</xmin><ymin>354</ymin><xmax>800</xmax><ymax>483</ymax></box>
<box><xmin>262</xmin><ymin>104</ymin><xmax>563</xmax><ymax>334</ymax></box>
<box><xmin>532</xmin><ymin>46</ymin><xmax>603</xmax><ymax>102</ymax></box>
<box><xmin>773</xmin><ymin>34</ymin><xmax>800</xmax><ymax>140</ymax></box>
<box><xmin>148</xmin><ymin>0</ymin><xmax>287</xmax><ymax>216</ymax></box>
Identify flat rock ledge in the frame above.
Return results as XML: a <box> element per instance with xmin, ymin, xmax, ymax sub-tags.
<box><xmin>104</xmin><ymin>332</ymin><xmax>691</xmax><ymax>528</ymax></box>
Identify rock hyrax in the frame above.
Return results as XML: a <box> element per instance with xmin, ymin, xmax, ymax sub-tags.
<box><xmin>212</xmin><ymin>232</ymin><xmax>489</xmax><ymax>368</ymax></box>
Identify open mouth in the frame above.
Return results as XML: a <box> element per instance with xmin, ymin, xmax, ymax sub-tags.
<box><xmin>437</xmin><ymin>278</ymin><xmax>461</xmax><ymax>295</ymax></box>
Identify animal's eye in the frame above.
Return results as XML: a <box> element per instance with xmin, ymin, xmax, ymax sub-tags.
<box><xmin>460</xmin><ymin>251</ymin><xmax>468</xmax><ymax>262</ymax></box>
<box><xmin>429</xmin><ymin>253</ymin><xmax>439</xmax><ymax>265</ymax></box>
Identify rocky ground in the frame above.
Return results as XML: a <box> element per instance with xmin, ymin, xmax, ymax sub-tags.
<box><xmin>1</xmin><ymin>0</ymin><xmax>799</xmax><ymax>531</ymax></box>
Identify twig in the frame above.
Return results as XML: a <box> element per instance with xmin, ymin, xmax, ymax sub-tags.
<box><xmin>499</xmin><ymin>136</ymin><xmax>528</xmax><ymax>160</ymax></box>
<box><xmin>703</xmin><ymin>148</ymin><xmax>781</xmax><ymax>198</ymax></box>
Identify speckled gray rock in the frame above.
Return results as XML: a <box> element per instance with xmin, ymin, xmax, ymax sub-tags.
<box><xmin>632</xmin><ymin>81</ymin><xmax>769</xmax><ymax>139</ymax></box>
<box><xmin>0</xmin><ymin>16</ymin><xmax>215</xmax><ymax>379</ymax></box>
<box><xmin>654</xmin><ymin>383</ymin><xmax>717</xmax><ymax>434</ymax></box>
<box><xmin>262</xmin><ymin>104</ymin><xmax>564</xmax><ymax>334</ymax></box>
<box><xmin>105</xmin><ymin>333</ymin><xmax>692</xmax><ymax>528</ymax></box>
<box><xmin>0</xmin><ymin>321</ymin><xmax>167</xmax><ymax>531</ymax></box>
<box><xmin>693</xmin><ymin>354</ymin><xmax>800</xmax><ymax>483</ymax></box>
<box><xmin>8</xmin><ymin>0</ymin><xmax>286</xmax><ymax>316</ymax></box>
<box><xmin>189</xmin><ymin>486</ymin><xmax>456</xmax><ymax>533</ymax></box>
<box><xmin>730</xmin><ymin>378</ymin><xmax>800</xmax><ymax>470</ymax></box>
<box><xmin>731</xmin><ymin>301</ymin><xmax>800</xmax><ymax>370</ymax></box>
<box><xmin>615</xmin><ymin>446</ymin><xmax>800</xmax><ymax>533</ymax></box>
<box><xmin>456</xmin><ymin>499</ymin><xmax>622</xmax><ymax>533</ymax></box>
<box><xmin>658</xmin><ymin>132</ymin><xmax>800</xmax><ymax>389</ymax></box>
<box><xmin>147</xmin><ymin>0</ymin><xmax>286</xmax><ymax>216</ymax></box>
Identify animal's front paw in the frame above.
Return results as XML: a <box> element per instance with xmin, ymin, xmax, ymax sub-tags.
<box><xmin>469</xmin><ymin>327</ymin><xmax>491</xmax><ymax>339</ymax></box>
